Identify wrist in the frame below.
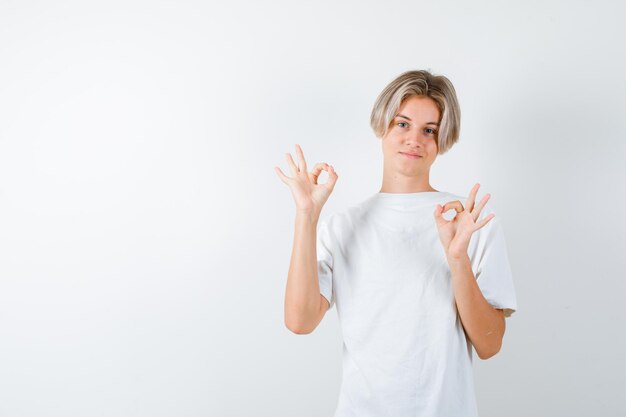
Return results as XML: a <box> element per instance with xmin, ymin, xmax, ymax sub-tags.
<box><xmin>295</xmin><ymin>209</ymin><xmax>320</xmax><ymax>224</ymax></box>
<box><xmin>446</xmin><ymin>252</ymin><xmax>470</xmax><ymax>265</ymax></box>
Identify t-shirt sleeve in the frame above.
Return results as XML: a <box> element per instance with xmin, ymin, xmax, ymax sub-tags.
<box><xmin>317</xmin><ymin>217</ymin><xmax>335</xmax><ymax>311</ymax></box>
<box><xmin>471</xmin><ymin>203</ymin><xmax>518</xmax><ymax>318</ymax></box>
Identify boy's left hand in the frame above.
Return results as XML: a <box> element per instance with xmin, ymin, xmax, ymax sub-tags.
<box><xmin>434</xmin><ymin>183</ymin><xmax>495</xmax><ymax>259</ymax></box>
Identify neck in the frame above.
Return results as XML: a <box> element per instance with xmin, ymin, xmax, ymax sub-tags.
<box><xmin>379</xmin><ymin>170</ymin><xmax>437</xmax><ymax>193</ymax></box>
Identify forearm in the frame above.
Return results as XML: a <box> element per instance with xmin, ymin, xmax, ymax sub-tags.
<box><xmin>447</xmin><ymin>253</ymin><xmax>505</xmax><ymax>359</ymax></box>
<box><xmin>284</xmin><ymin>210</ymin><xmax>322</xmax><ymax>332</ymax></box>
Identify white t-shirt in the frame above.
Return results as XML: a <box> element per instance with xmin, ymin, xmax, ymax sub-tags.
<box><xmin>317</xmin><ymin>191</ymin><xmax>518</xmax><ymax>417</ymax></box>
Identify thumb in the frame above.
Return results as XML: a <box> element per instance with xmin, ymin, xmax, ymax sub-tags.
<box><xmin>433</xmin><ymin>204</ymin><xmax>445</xmax><ymax>224</ymax></box>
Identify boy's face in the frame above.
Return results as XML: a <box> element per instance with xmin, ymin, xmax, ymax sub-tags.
<box><xmin>381</xmin><ymin>95</ymin><xmax>440</xmax><ymax>178</ymax></box>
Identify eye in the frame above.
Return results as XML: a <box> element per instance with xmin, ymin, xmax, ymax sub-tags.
<box><xmin>397</xmin><ymin>122</ymin><xmax>409</xmax><ymax>128</ymax></box>
<box><xmin>425</xmin><ymin>128</ymin><xmax>438</xmax><ymax>135</ymax></box>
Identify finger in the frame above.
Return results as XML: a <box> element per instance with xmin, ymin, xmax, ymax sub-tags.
<box><xmin>325</xmin><ymin>164</ymin><xmax>339</xmax><ymax>191</ymax></box>
<box><xmin>274</xmin><ymin>166</ymin><xmax>291</xmax><ymax>185</ymax></box>
<box><xmin>295</xmin><ymin>144</ymin><xmax>308</xmax><ymax>174</ymax></box>
<box><xmin>472</xmin><ymin>193</ymin><xmax>491</xmax><ymax>222</ymax></box>
<box><xmin>286</xmin><ymin>152</ymin><xmax>299</xmax><ymax>175</ymax></box>
<box><xmin>475</xmin><ymin>212</ymin><xmax>495</xmax><ymax>230</ymax></box>
<box><xmin>309</xmin><ymin>162</ymin><xmax>329</xmax><ymax>184</ymax></box>
<box><xmin>441</xmin><ymin>200</ymin><xmax>464</xmax><ymax>213</ymax></box>
<box><xmin>433</xmin><ymin>203</ymin><xmax>445</xmax><ymax>222</ymax></box>
<box><xmin>465</xmin><ymin>183</ymin><xmax>480</xmax><ymax>212</ymax></box>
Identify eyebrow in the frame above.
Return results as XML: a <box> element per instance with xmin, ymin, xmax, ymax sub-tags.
<box><xmin>396</xmin><ymin>114</ymin><xmax>440</xmax><ymax>126</ymax></box>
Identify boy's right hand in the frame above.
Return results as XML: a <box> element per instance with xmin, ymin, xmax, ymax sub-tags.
<box><xmin>274</xmin><ymin>144</ymin><xmax>338</xmax><ymax>217</ymax></box>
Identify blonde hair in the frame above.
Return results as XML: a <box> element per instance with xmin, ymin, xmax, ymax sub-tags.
<box><xmin>370</xmin><ymin>69</ymin><xmax>461</xmax><ymax>155</ymax></box>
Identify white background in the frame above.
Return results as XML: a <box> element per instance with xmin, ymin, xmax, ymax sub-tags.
<box><xmin>1</xmin><ymin>0</ymin><xmax>624</xmax><ymax>416</ymax></box>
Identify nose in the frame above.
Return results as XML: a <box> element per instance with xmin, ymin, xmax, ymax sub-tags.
<box><xmin>404</xmin><ymin>130</ymin><xmax>428</xmax><ymax>147</ymax></box>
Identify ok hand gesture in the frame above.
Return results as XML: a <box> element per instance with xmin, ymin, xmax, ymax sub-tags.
<box><xmin>434</xmin><ymin>183</ymin><xmax>495</xmax><ymax>259</ymax></box>
<box><xmin>275</xmin><ymin>144</ymin><xmax>338</xmax><ymax>218</ymax></box>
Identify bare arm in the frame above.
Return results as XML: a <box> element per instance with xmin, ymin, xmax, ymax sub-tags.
<box><xmin>285</xmin><ymin>211</ymin><xmax>328</xmax><ymax>334</ymax></box>
<box><xmin>434</xmin><ymin>184</ymin><xmax>507</xmax><ymax>360</ymax></box>
<box><xmin>284</xmin><ymin>210</ymin><xmax>328</xmax><ymax>334</ymax></box>
<box><xmin>274</xmin><ymin>144</ymin><xmax>338</xmax><ymax>335</ymax></box>
<box><xmin>448</xmin><ymin>253</ymin><xmax>506</xmax><ymax>360</ymax></box>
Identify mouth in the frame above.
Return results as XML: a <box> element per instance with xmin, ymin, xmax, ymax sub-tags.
<box><xmin>400</xmin><ymin>152</ymin><xmax>422</xmax><ymax>160</ymax></box>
